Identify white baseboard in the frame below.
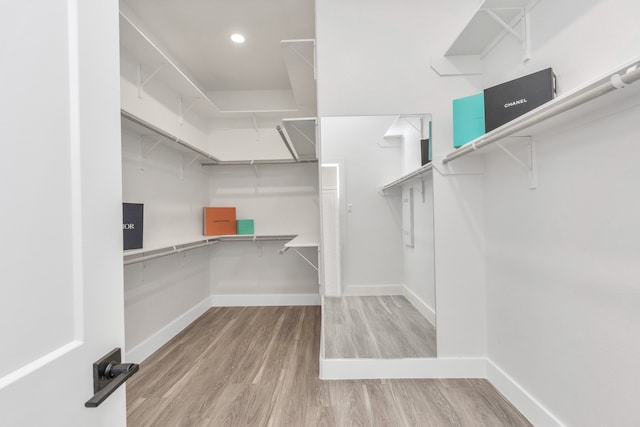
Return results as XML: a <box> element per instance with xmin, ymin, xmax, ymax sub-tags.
<box><xmin>487</xmin><ymin>360</ymin><xmax>564</xmax><ymax>427</ymax></box>
<box><xmin>210</xmin><ymin>293</ymin><xmax>320</xmax><ymax>307</ymax></box>
<box><xmin>342</xmin><ymin>284</ymin><xmax>405</xmax><ymax>296</ymax></box>
<box><xmin>125</xmin><ymin>297</ymin><xmax>212</xmax><ymax>363</ymax></box>
<box><xmin>320</xmin><ymin>357</ymin><xmax>487</xmax><ymax>380</ymax></box>
<box><xmin>342</xmin><ymin>284</ymin><xmax>436</xmax><ymax>326</ymax></box>
<box><xmin>401</xmin><ymin>286</ymin><xmax>436</xmax><ymax>326</ymax></box>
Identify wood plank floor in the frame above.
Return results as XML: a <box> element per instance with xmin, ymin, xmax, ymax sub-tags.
<box><xmin>324</xmin><ymin>296</ymin><xmax>436</xmax><ymax>359</ymax></box>
<box><xmin>127</xmin><ymin>306</ymin><xmax>531</xmax><ymax>427</ymax></box>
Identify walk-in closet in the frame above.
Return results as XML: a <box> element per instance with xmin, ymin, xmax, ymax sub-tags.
<box><xmin>3</xmin><ymin>0</ymin><xmax>639</xmax><ymax>426</ymax></box>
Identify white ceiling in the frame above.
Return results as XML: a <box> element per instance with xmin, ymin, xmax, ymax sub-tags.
<box><xmin>120</xmin><ymin>0</ymin><xmax>315</xmax><ymax>92</ymax></box>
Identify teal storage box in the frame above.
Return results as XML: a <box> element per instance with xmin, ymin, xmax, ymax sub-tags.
<box><xmin>453</xmin><ymin>93</ymin><xmax>485</xmax><ymax>148</ymax></box>
<box><xmin>236</xmin><ymin>219</ymin><xmax>254</xmax><ymax>235</ymax></box>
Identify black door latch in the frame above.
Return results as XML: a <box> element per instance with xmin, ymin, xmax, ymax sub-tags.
<box><xmin>85</xmin><ymin>348</ymin><xmax>139</xmax><ymax>408</ymax></box>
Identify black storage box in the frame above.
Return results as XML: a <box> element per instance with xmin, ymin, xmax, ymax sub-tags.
<box><xmin>123</xmin><ymin>203</ymin><xmax>144</xmax><ymax>250</ymax></box>
<box><xmin>420</xmin><ymin>138</ymin><xmax>431</xmax><ymax>166</ymax></box>
<box><xmin>484</xmin><ymin>68</ymin><xmax>556</xmax><ymax>132</ymax></box>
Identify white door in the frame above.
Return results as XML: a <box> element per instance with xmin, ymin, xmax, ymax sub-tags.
<box><xmin>0</xmin><ymin>1</ymin><xmax>127</xmax><ymax>426</ymax></box>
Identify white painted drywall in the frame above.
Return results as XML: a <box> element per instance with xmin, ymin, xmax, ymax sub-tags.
<box><xmin>480</xmin><ymin>0</ymin><xmax>640</xmax><ymax>425</ymax></box>
<box><xmin>208</xmin><ymin>162</ymin><xmax>320</xmax><ymax>296</ymax></box>
<box><xmin>320</xmin><ymin>116</ymin><xmax>405</xmax><ymax>288</ymax></box>
<box><xmin>316</xmin><ymin>0</ymin><xmax>488</xmax><ymax>358</ymax></box>
<box><xmin>121</xmin><ymin>128</ymin><xmax>211</xmax><ymax>247</ymax></box>
<box><xmin>208</xmin><ymin>128</ymin><xmax>292</xmax><ymax>161</ymax></box>
<box><xmin>403</xmin><ymin>177</ymin><xmax>436</xmax><ymax>323</ymax></box>
<box><xmin>121</xmin><ymin>125</ymin><xmax>211</xmax><ymax>355</ymax></box>
<box><xmin>208</xmin><ymin>162</ymin><xmax>319</xmax><ymax>236</ymax></box>
<box><xmin>210</xmin><ymin>241</ymin><xmax>319</xmax><ymax>296</ymax></box>
<box><xmin>124</xmin><ymin>250</ymin><xmax>210</xmax><ymax>353</ymax></box>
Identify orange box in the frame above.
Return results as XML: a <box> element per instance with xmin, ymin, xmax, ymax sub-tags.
<box><xmin>203</xmin><ymin>207</ymin><xmax>236</xmax><ymax>236</ymax></box>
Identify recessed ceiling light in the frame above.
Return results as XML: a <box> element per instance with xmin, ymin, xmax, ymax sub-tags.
<box><xmin>230</xmin><ymin>33</ymin><xmax>245</xmax><ymax>44</ymax></box>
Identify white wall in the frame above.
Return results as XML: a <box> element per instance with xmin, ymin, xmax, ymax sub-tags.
<box><xmin>403</xmin><ymin>177</ymin><xmax>436</xmax><ymax>322</ymax></box>
<box><xmin>208</xmin><ymin>163</ymin><xmax>320</xmax><ymax>298</ymax></box>
<box><xmin>121</xmin><ymin>126</ymin><xmax>211</xmax><ymax>247</ymax></box>
<box><xmin>208</xmin><ymin>128</ymin><xmax>293</xmax><ymax>161</ymax></box>
<box><xmin>121</xmin><ymin>124</ymin><xmax>211</xmax><ymax>358</ymax></box>
<box><xmin>320</xmin><ymin>116</ymin><xmax>405</xmax><ymax>288</ymax></box>
<box><xmin>480</xmin><ymin>0</ymin><xmax>640</xmax><ymax>425</ymax></box>
<box><xmin>316</xmin><ymin>0</ymin><xmax>487</xmax><ymax>358</ymax></box>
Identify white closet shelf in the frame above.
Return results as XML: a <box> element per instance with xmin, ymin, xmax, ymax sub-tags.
<box><xmin>122</xmin><ymin>110</ymin><xmax>220</xmax><ymax>162</ymax></box>
<box><xmin>446</xmin><ymin>0</ymin><xmax>535</xmax><ymax>57</ymax></box>
<box><xmin>120</xmin><ymin>12</ymin><xmax>316</xmax><ymax>120</ymax></box>
<box><xmin>443</xmin><ymin>58</ymin><xmax>640</xmax><ymax>164</ymax></box>
<box><xmin>284</xmin><ymin>234</ymin><xmax>319</xmax><ymax>248</ymax></box>
<box><xmin>380</xmin><ymin>163</ymin><xmax>433</xmax><ymax>193</ymax></box>
<box><xmin>432</xmin><ymin>0</ymin><xmax>539</xmax><ymax>75</ymax></box>
<box><xmin>119</xmin><ymin>11</ymin><xmax>221</xmax><ymax>119</ymax></box>
<box><xmin>279</xmin><ymin>233</ymin><xmax>320</xmax><ymax>272</ymax></box>
<box><xmin>123</xmin><ymin>111</ymin><xmax>318</xmax><ymax>166</ymax></box>
<box><xmin>124</xmin><ymin>234</ymin><xmax>298</xmax><ymax>265</ymax></box>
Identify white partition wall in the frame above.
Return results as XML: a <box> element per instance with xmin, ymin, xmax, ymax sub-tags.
<box><xmin>316</xmin><ymin>0</ymin><xmax>488</xmax><ymax>369</ymax></box>
<box><xmin>477</xmin><ymin>1</ymin><xmax>640</xmax><ymax>425</ymax></box>
<box><xmin>208</xmin><ymin>163</ymin><xmax>320</xmax><ymax>306</ymax></box>
<box><xmin>121</xmin><ymin>123</ymin><xmax>212</xmax><ymax>362</ymax></box>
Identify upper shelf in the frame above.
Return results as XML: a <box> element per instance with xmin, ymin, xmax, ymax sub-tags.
<box><xmin>431</xmin><ymin>0</ymin><xmax>539</xmax><ymax>75</ymax></box>
<box><xmin>443</xmin><ymin>57</ymin><xmax>640</xmax><ymax>164</ymax></box>
<box><xmin>446</xmin><ymin>0</ymin><xmax>533</xmax><ymax>58</ymax></box>
<box><xmin>280</xmin><ymin>40</ymin><xmax>317</xmax><ymax>116</ymax></box>
<box><xmin>120</xmin><ymin>11</ymin><xmax>317</xmax><ymax>121</ymax></box>
<box><xmin>123</xmin><ymin>110</ymin><xmax>317</xmax><ymax>166</ymax></box>
<box><xmin>119</xmin><ymin>11</ymin><xmax>222</xmax><ymax>119</ymax></box>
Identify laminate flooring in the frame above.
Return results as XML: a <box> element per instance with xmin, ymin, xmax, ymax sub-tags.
<box><xmin>127</xmin><ymin>306</ymin><xmax>531</xmax><ymax>427</ymax></box>
<box><xmin>324</xmin><ymin>296</ymin><xmax>436</xmax><ymax>359</ymax></box>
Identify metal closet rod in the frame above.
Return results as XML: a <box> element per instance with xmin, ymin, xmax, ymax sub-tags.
<box><xmin>201</xmin><ymin>159</ymin><xmax>318</xmax><ymax>166</ymax></box>
<box><xmin>123</xmin><ymin>235</ymin><xmax>298</xmax><ymax>265</ymax></box>
<box><xmin>124</xmin><ymin>240</ymin><xmax>218</xmax><ymax>265</ymax></box>
<box><xmin>443</xmin><ymin>63</ymin><xmax>640</xmax><ymax>164</ymax></box>
<box><xmin>121</xmin><ymin>110</ymin><xmax>222</xmax><ymax>163</ymax></box>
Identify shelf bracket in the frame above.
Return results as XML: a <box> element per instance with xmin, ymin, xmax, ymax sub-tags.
<box><xmin>494</xmin><ymin>136</ymin><xmax>537</xmax><ymax>189</ymax></box>
<box><xmin>283</xmin><ymin>43</ymin><xmax>314</xmax><ymax>71</ymax></box>
<box><xmin>286</xmin><ymin>123</ymin><xmax>315</xmax><ymax>147</ymax></box>
<box><xmin>143</xmin><ymin>137</ymin><xmax>163</xmax><ymax>158</ymax></box>
<box><xmin>178</xmin><ymin>97</ymin><xmax>198</xmax><ymax>126</ymax></box>
<box><xmin>483</xmin><ymin>8</ymin><xmax>531</xmax><ymax>62</ymax></box>
<box><xmin>252</xmin><ymin>114</ymin><xmax>260</xmax><ymax>141</ymax></box>
<box><xmin>185</xmin><ymin>153</ymin><xmax>200</xmax><ymax>168</ymax></box>
<box><xmin>401</xmin><ymin>117</ymin><xmax>422</xmax><ymax>135</ymax></box>
<box><xmin>178</xmin><ymin>153</ymin><xmax>201</xmax><ymax>180</ymax></box>
<box><xmin>179</xmin><ymin>152</ymin><xmax>185</xmax><ymax>181</ymax></box>
<box><xmin>137</xmin><ymin>63</ymin><xmax>166</xmax><ymax>99</ymax></box>
<box><xmin>292</xmin><ymin>248</ymin><xmax>318</xmax><ymax>271</ymax></box>
<box><xmin>138</xmin><ymin>136</ymin><xmax>145</xmax><ymax>172</ymax></box>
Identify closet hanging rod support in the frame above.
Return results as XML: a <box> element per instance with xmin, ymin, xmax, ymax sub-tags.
<box><xmin>286</xmin><ymin>122</ymin><xmax>315</xmax><ymax>146</ymax></box>
<box><xmin>276</xmin><ymin>125</ymin><xmax>299</xmax><ymax>161</ymax></box>
<box><xmin>137</xmin><ymin>63</ymin><xmax>166</xmax><ymax>99</ymax></box>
